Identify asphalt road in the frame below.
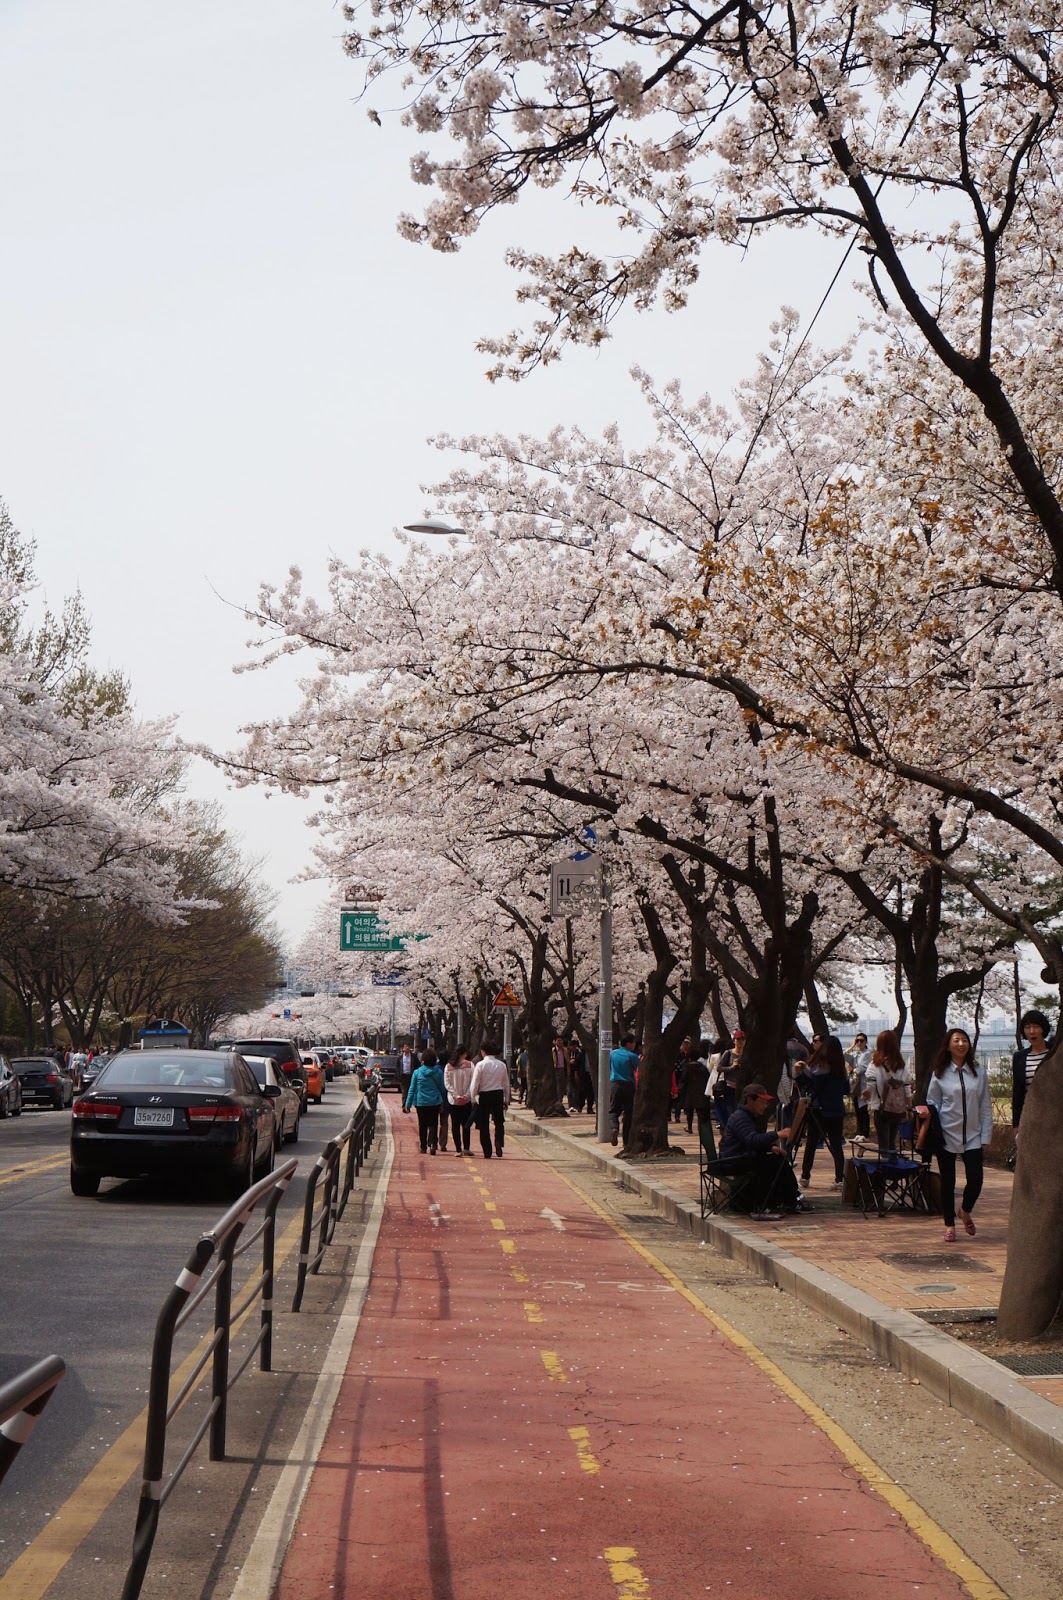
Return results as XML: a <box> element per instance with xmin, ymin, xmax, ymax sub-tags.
<box><xmin>0</xmin><ymin>1074</ymin><xmax>366</xmax><ymax>1577</ymax></box>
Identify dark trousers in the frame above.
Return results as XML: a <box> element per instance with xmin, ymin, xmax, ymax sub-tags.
<box><xmin>714</xmin><ymin>1085</ymin><xmax>737</xmax><ymax>1131</ymax></box>
<box><xmin>874</xmin><ymin>1109</ymin><xmax>903</xmax><ymax>1153</ymax></box>
<box><xmin>937</xmin><ymin>1148</ymin><xmax>984</xmax><ymax>1226</ymax></box>
<box><xmin>801</xmin><ymin>1109</ymin><xmax>845</xmax><ymax>1182</ymax></box>
<box><xmin>732</xmin><ymin>1153</ymin><xmax>801</xmax><ymax>1214</ymax></box>
<box><xmin>448</xmin><ymin>1103</ymin><xmax>472</xmax><ymax>1151</ymax></box>
<box><xmin>477</xmin><ymin>1090</ymin><xmax>506</xmax><ymax>1156</ymax></box>
<box><xmin>609</xmin><ymin>1080</ymin><xmax>635</xmax><ymax>1145</ymax></box>
<box><xmin>854</xmin><ymin>1101</ymin><xmax>871</xmax><ymax>1137</ymax></box>
<box><xmin>415</xmin><ymin>1105</ymin><xmax>440</xmax><ymax>1152</ymax></box>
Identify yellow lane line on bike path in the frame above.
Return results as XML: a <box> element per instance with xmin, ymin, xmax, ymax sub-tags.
<box><xmin>549</xmin><ymin>1162</ymin><xmax>1008</xmax><ymax>1600</ymax></box>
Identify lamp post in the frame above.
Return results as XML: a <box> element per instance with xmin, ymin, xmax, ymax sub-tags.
<box><xmin>596</xmin><ymin>867</ymin><xmax>613</xmax><ymax>1144</ymax></box>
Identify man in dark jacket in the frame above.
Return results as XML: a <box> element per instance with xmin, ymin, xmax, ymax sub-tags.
<box><xmin>1012</xmin><ymin>1009</ymin><xmax>1053</xmax><ymax>1132</ymax></box>
<box><xmin>719</xmin><ymin>1083</ymin><xmax>802</xmax><ymax>1217</ymax></box>
<box><xmin>682</xmin><ymin>1039</ymin><xmax>712</xmax><ymax>1134</ymax></box>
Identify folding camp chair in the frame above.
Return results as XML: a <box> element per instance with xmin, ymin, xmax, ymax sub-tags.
<box><xmin>698</xmin><ymin>1114</ymin><xmax>758</xmax><ymax>1218</ymax></box>
<box><xmin>847</xmin><ymin>1118</ymin><xmax>928</xmax><ymax>1217</ymax></box>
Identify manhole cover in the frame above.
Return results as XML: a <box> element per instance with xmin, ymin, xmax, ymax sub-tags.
<box><xmin>882</xmin><ymin>1252</ymin><xmax>991</xmax><ymax>1273</ymax></box>
<box><xmin>914</xmin><ymin>1284</ymin><xmax>957</xmax><ymax>1293</ymax></box>
<box><xmin>996</xmin><ymin>1353</ymin><xmax>1063</xmax><ymax>1377</ymax></box>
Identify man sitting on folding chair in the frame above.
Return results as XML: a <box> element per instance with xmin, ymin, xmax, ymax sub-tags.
<box><xmin>719</xmin><ymin>1083</ymin><xmax>804</xmax><ymax>1219</ymax></box>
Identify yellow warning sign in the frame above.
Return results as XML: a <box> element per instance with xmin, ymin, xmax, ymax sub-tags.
<box><xmin>493</xmin><ymin>983</ymin><xmax>521</xmax><ymax>1009</ymax></box>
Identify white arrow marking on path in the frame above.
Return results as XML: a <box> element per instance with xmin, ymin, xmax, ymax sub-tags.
<box><xmin>540</xmin><ymin>1207</ymin><xmax>566</xmax><ymax>1232</ymax></box>
<box><xmin>429</xmin><ymin>1202</ymin><xmax>450</xmax><ymax>1226</ymax></box>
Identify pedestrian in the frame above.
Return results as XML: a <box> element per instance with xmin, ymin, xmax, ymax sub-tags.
<box><xmin>470</xmin><ymin>1040</ymin><xmax>510</xmax><ymax>1158</ymax></box>
<box><xmin>846</xmin><ymin>1032</ymin><xmax>873</xmax><ymax>1137</ymax></box>
<box><xmin>927</xmin><ymin>1028</ymin><xmax>993</xmax><ymax>1243</ymax></box>
<box><xmin>719</xmin><ymin>1083</ymin><xmax>803</xmax><ymax>1218</ymax></box>
<box><xmin>608</xmin><ymin>1032</ymin><xmax>639</xmax><ymax>1148</ymax></box>
<box><xmin>515</xmin><ymin>1046</ymin><xmax>529</xmax><ymax>1106</ymax></box>
<box><xmin>422</xmin><ymin>1051</ymin><xmax>449</xmax><ymax>1149</ymax></box>
<box><xmin>444</xmin><ymin>1047</ymin><xmax>475</xmax><ymax>1155</ymax></box>
<box><xmin>567</xmin><ymin>1036</ymin><xmax>589</xmax><ymax>1112</ymax></box>
<box><xmin>1011</xmin><ymin>1008</ymin><xmax>1053</xmax><ymax>1146</ymax></box>
<box><xmin>552</xmin><ymin>1034</ymin><xmax>568</xmax><ymax>1108</ymax></box>
<box><xmin>575</xmin><ymin>1038</ymin><xmax>595</xmax><ymax>1115</ymax></box>
<box><xmin>682</xmin><ymin>1040</ymin><xmax>711</xmax><ymax>1134</ymax></box>
<box><xmin>398</xmin><ymin>1041</ymin><xmax>416</xmax><ymax>1101</ymax></box>
<box><xmin>797</xmin><ymin>1034</ymin><xmax>848</xmax><ymax>1186</ymax></box>
<box><xmin>403</xmin><ymin>1053</ymin><xmax>446</xmax><ymax>1154</ymax></box>
<box><xmin>674</xmin><ymin>1038</ymin><xmax>694</xmax><ymax>1123</ymax></box>
<box><xmin>712</xmin><ymin>1030</ymin><xmax>744</xmax><ymax>1131</ymax></box>
<box><xmin>863</xmin><ymin>1030</ymin><xmax>911</xmax><ymax>1153</ymax></box>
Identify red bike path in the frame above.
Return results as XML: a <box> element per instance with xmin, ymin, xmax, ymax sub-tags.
<box><xmin>273</xmin><ymin>1112</ymin><xmax>972</xmax><ymax>1600</ymax></box>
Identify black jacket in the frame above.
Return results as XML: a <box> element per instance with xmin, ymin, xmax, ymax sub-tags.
<box><xmin>1012</xmin><ymin>1040</ymin><xmax>1053</xmax><ymax>1126</ymax></box>
<box><xmin>720</xmin><ymin>1106</ymin><xmax>777</xmax><ymax>1159</ymax></box>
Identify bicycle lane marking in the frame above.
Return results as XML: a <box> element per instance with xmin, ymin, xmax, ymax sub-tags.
<box><xmin>271</xmin><ymin>1118</ymin><xmax>609</xmax><ymax>1599</ymax></box>
<box><xmin>542</xmin><ymin>1149</ymin><xmax>1007</xmax><ymax>1600</ymax></box>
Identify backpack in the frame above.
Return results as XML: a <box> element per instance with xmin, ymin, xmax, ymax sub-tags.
<box><xmin>882</xmin><ymin>1072</ymin><xmax>908</xmax><ymax>1116</ymax></box>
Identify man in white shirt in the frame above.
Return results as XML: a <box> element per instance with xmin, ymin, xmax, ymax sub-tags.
<box><xmin>470</xmin><ymin>1042</ymin><xmax>511</xmax><ymax>1159</ymax></box>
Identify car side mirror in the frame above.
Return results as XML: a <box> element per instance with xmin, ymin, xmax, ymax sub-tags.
<box><xmin>261</xmin><ymin>1083</ymin><xmax>282</xmax><ymax>1098</ymax></box>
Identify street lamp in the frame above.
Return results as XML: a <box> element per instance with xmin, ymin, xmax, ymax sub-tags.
<box><xmin>404</xmin><ymin>517</ymin><xmax>467</xmax><ymax>536</ymax></box>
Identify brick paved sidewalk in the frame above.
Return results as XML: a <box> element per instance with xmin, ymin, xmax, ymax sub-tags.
<box><xmin>516</xmin><ymin>1109</ymin><xmax>1063</xmax><ymax>1408</ymax></box>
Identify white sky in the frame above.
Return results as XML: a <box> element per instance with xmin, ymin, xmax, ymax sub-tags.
<box><xmin>0</xmin><ymin>0</ymin><xmax>855</xmax><ymax>951</ymax></box>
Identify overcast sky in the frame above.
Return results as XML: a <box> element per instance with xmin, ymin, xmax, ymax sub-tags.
<box><xmin>0</xmin><ymin>1</ymin><xmax>855</xmax><ymax>952</ymax></box>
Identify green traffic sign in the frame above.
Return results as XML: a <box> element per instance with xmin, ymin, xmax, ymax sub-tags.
<box><xmin>340</xmin><ymin>911</ymin><xmax>404</xmax><ymax>953</ymax></box>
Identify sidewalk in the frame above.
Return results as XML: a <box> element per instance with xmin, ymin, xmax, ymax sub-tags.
<box><xmin>511</xmin><ymin>1109</ymin><xmax>1063</xmax><ymax>1483</ymax></box>
<box><xmin>269</xmin><ymin>1103</ymin><xmax>983</xmax><ymax>1600</ymax></box>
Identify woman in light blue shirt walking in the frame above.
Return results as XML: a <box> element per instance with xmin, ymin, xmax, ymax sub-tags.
<box><xmin>926</xmin><ymin>1029</ymin><xmax>993</xmax><ymax>1243</ymax></box>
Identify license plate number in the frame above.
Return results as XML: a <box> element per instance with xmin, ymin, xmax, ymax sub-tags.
<box><xmin>134</xmin><ymin>1107</ymin><xmax>174</xmax><ymax>1127</ymax></box>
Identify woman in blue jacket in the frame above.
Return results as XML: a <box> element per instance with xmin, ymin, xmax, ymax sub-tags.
<box><xmin>797</xmin><ymin>1034</ymin><xmax>848</xmax><ymax>1186</ymax></box>
<box><xmin>927</xmin><ymin>1029</ymin><xmax>993</xmax><ymax>1243</ymax></box>
<box><xmin>403</xmin><ymin>1053</ymin><xmax>447</xmax><ymax>1154</ymax></box>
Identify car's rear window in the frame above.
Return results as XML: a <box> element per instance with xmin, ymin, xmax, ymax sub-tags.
<box><xmin>94</xmin><ymin>1058</ymin><xmax>234</xmax><ymax>1091</ymax></box>
<box><xmin>232</xmin><ymin>1040</ymin><xmax>298</xmax><ymax>1066</ymax></box>
<box><xmin>12</xmin><ymin>1059</ymin><xmax>52</xmax><ymax>1070</ymax></box>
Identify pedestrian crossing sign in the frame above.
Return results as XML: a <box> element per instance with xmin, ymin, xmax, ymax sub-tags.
<box><xmin>493</xmin><ymin>983</ymin><xmax>521</xmax><ymax>1009</ymax></box>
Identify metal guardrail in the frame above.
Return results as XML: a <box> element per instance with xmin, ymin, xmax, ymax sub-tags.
<box><xmin>0</xmin><ymin>1355</ymin><xmax>65</xmax><ymax>1487</ymax></box>
<box><xmin>292</xmin><ymin>1087</ymin><xmax>378</xmax><ymax>1313</ymax></box>
<box><xmin>121</xmin><ymin>1158</ymin><xmax>297</xmax><ymax>1600</ymax></box>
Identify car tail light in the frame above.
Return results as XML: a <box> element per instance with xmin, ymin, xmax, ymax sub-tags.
<box><xmin>45</xmin><ymin>1071</ymin><xmax>59</xmax><ymax>1083</ymax></box>
<box><xmin>73</xmin><ymin>1099</ymin><xmax>121</xmax><ymax>1120</ymax></box>
<box><xmin>187</xmin><ymin>1104</ymin><xmax>243</xmax><ymax>1123</ymax></box>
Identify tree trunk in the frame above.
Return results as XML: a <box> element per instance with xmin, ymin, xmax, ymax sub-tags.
<box><xmin>803</xmin><ymin>978</ymin><xmax>830</xmax><ymax>1040</ymax></box>
<box><xmin>524</xmin><ymin>931</ymin><xmax>565</xmax><ymax>1118</ymax></box>
<box><xmin>997</xmin><ymin>1050</ymin><xmax>1063</xmax><ymax>1338</ymax></box>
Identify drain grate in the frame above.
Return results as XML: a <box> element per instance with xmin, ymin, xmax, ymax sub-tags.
<box><xmin>913</xmin><ymin>1284</ymin><xmax>957</xmax><ymax>1294</ymax></box>
<box><xmin>882</xmin><ymin>1252</ymin><xmax>991</xmax><ymax>1273</ymax></box>
<box><xmin>913</xmin><ymin>1308</ymin><xmax>997</xmax><ymax>1325</ymax></box>
<box><xmin>996</xmin><ymin>1352</ymin><xmax>1063</xmax><ymax>1377</ymax></box>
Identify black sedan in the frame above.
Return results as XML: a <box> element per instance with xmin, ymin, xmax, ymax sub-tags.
<box><xmin>12</xmin><ymin>1056</ymin><xmax>75</xmax><ymax>1110</ymax></box>
<box><xmin>69</xmin><ymin>1050</ymin><xmax>276</xmax><ymax>1198</ymax></box>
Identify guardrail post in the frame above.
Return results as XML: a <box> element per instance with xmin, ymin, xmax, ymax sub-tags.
<box><xmin>0</xmin><ymin>1355</ymin><xmax>66</xmax><ymax>1488</ymax></box>
<box><xmin>209</xmin><ymin>1229</ymin><xmax>239</xmax><ymax>1461</ymax></box>
<box><xmin>292</xmin><ymin>1150</ymin><xmax>328</xmax><ymax>1313</ymax></box>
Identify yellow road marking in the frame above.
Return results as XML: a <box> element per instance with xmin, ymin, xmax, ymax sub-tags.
<box><xmin>549</xmin><ymin>1166</ymin><xmax>1008</xmax><ymax>1600</ymax></box>
<box><xmin>540</xmin><ymin>1350</ymin><xmax>566</xmax><ymax>1383</ymax></box>
<box><xmin>483</xmin><ymin>1200</ymin><xmax>497</xmax><ymax>1211</ymax></box>
<box><xmin>604</xmin><ymin>1546</ymin><xmax>650</xmax><ymax>1598</ymax></box>
<box><xmin>568</xmin><ymin>1425</ymin><xmax>600</xmax><ymax>1474</ymax></box>
<box><xmin>509</xmin><ymin>1265</ymin><xmax>529</xmax><ymax>1284</ymax></box>
<box><xmin>1</xmin><ymin>1209</ymin><xmax>304</xmax><ymax>1600</ymax></box>
<box><xmin>490</xmin><ymin>1217</ymin><xmax>506</xmax><ymax>1231</ymax></box>
<box><xmin>499</xmin><ymin>1238</ymin><xmax>516</xmax><ymax>1255</ymax></box>
<box><xmin>0</xmin><ymin>1153</ymin><xmax>68</xmax><ymax>1187</ymax></box>
<box><xmin>523</xmin><ymin>1301</ymin><xmax>544</xmax><ymax>1324</ymax></box>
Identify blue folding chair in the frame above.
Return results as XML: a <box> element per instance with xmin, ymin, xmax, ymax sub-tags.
<box><xmin>848</xmin><ymin>1119</ymin><xmax>928</xmax><ymax>1218</ymax></box>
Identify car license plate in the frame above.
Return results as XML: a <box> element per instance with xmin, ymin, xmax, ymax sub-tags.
<box><xmin>134</xmin><ymin>1107</ymin><xmax>174</xmax><ymax>1127</ymax></box>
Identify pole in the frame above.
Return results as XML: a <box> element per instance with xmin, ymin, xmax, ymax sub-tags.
<box><xmin>503</xmin><ymin>1007</ymin><xmax>513</xmax><ymax>1077</ymax></box>
<box><xmin>389</xmin><ymin>991</ymin><xmax>396</xmax><ymax>1052</ymax></box>
<box><xmin>596</xmin><ymin>867</ymin><xmax>613</xmax><ymax>1143</ymax></box>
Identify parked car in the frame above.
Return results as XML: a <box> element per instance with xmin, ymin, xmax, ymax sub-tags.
<box><xmin>76</xmin><ymin>1055</ymin><xmax>107</xmax><ymax>1092</ymax></box>
<box><xmin>11</xmin><ymin>1056</ymin><xmax>75</xmax><ymax>1110</ymax></box>
<box><xmin>240</xmin><ymin>1054</ymin><xmax>301</xmax><ymax>1144</ymax></box>
<box><xmin>230</xmin><ymin>1038</ymin><xmax>308</xmax><ymax>1112</ymax></box>
<box><xmin>364</xmin><ymin>1053</ymin><xmax>402</xmax><ymax>1092</ymax></box>
<box><xmin>0</xmin><ymin>1056</ymin><xmax>23</xmax><ymax>1118</ymax></box>
<box><xmin>301</xmin><ymin>1055</ymin><xmax>326</xmax><ymax>1103</ymax></box>
<box><xmin>69</xmin><ymin>1049</ymin><xmax>276</xmax><ymax>1198</ymax></box>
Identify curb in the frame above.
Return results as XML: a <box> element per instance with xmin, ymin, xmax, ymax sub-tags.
<box><xmin>512</xmin><ymin>1110</ymin><xmax>1063</xmax><ymax>1490</ymax></box>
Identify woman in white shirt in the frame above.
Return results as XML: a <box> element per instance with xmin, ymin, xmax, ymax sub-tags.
<box><xmin>926</xmin><ymin>1028</ymin><xmax>993</xmax><ymax>1243</ymax></box>
<box><xmin>862</xmin><ymin>1030</ymin><xmax>911</xmax><ymax>1153</ymax></box>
